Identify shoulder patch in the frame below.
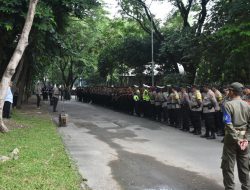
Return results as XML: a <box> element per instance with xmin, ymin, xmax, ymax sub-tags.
<box><xmin>222</xmin><ymin>106</ymin><xmax>232</xmax><ymax>124</ymax></box>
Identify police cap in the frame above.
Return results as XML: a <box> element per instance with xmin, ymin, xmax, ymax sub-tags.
<box><xmin>229</xmin><ymin>82</ymin><xmax>244</xmax><ymax>92</ymax></box>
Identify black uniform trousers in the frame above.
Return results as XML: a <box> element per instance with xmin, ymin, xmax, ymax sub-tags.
<box><xmin>172</xmin><ymin>108</ymin><xmax>181</xmax><ymax>127</ymax></box>
<box><xmin>13</xmin><ymin>95</ymin><xmax>18</xmax><ymax>108</ymax></box>
<box><xmin>190</xmin><ymin>111</ymin><xmax>202</xmax><ymax>133</ymax></box>
<box><xmin>162</xmin><ymin>107</ymin><xmax>168</xmax><ymax>123</ymax></box>
<box><xmin>3</xmin><ymin>101</ymin><xmax>11</xmax><ymax>118</ymax></box>
<box><xmin>36</xmin><ymin>94</ymin><xmax>41</xmax><ymax>108</ymax></box>
<box><xmin>215</xmin><ymin>111</ymin><xmax>224</xmax><ymax>134</ymax></box>
<box><xmin>181</xmin><ymin>105</ymin><xmax>190</xmax><ymax>130</ymax></box>
<box><xmin>203</xmin><ymin>112</ymin><xmax>215</xmax><ymax>136</ymax></box>
<box><xmin>53</xmin><ymin>97</ymin><xmax>58</xmax><ymax>112</ymax></box>
<box><xmin>168</xmin><ymin>108</ymin><xmax>174</xmax><ymax>125</ymax></box>
<box><xmin>134</xmin><ymin>101</ymin><xmax>140</xmax><ymax>116</ymax></box>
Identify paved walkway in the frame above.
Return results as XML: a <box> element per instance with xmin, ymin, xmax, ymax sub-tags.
<box><xmin>54</xmin><ymin>100</ymin><xmax>239</xmax><ymax>190</ymax></box>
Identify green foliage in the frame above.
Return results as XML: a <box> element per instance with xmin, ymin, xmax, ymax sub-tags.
<box><xmin>197</xmin><ymin>0</ymin><xmax>250</xmax><ymax>84</ymax></box>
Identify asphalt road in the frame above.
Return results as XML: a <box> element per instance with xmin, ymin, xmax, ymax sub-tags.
<box><xmin>56</xmin><ymin>100</ymin><xmax>237</xmax><ymax>190</ymax></box>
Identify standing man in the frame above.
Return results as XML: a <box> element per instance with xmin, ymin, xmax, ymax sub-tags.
<box><xmin>189</xmin><ymin>85</ymin><xmax>202</xmax><ymax>135</ymax></box>
<box><xmin>180</xmin><ymin>87</ymin><xmax>191</xmax><ymax>132</ymax></box>
<box><xmin>48</xmin><ymin>84</ymin><xmax>53</xmax><ymax>106</ymax></box>
<box><xmin>201</xmin><ymin>85</ymin><xmax>218</xmax><ymax>139</ymax></box>
<box><xmin>142</xmin><ymin>87</ymin><xmax>150</xmax><ymax>118</ymax></box>
<box><xmin>35</xmin><ymin>81</ymin><xmax>42</xmax><ymax>109</ymax></box>
<box><xmin>52</xmin><ymin>84</ymin><xmax>60</xmax><ymax>112</ymax></box>
<box><xmin>133</xmin><ymin>89</ymin><xmax>141</xmax><ymax>116</ymax></box>
<box><xmin>212</xmin><ymin>86</ymin><xmax>224</xmax><ymax>134</ymax></box>
<box><xmin>170</xmin><ymin>87</ymin><xmax>181</xmax><ymax>128</ymax></box>
<box><xmin>242</xmin><ymin>85</ymin><xmax>250</xmax><ymax>105</ymax></box>
<box><xmin>3</xmin><ymin>81</ymin><xmax>13</xmax><ymax>119</ymax></box>
<box><xmin>162</xmin><ymin>87</ymin><xmax>169</xmax><ymax>123</ymax></box>
<box><xmin>221</xmin><ymin>82</ymin><xmax>250</xmax><ymax>190</ymax></box>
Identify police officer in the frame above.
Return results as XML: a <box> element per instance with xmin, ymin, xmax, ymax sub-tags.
<box><xmin>170</xmin><ymin>87</ymin><xmax>181</xmax><ymax>128</ymax></box>
<box><xmin>133</xmin><ymin>89</ymin><xmax>140</xmax><ymax>116</ymax></box>
<box><xmin>201</xmin><ymin>85</ymin><xmax>218</xmax><ymax>139</ymax></box>
<box><xmin>242</xmin><ymin>85</ymin><xmax>250</xmax><ymax>105</ymax></box>
<box><xmin>167</xmin><ymin>87</ymin><xmax>174</xmax><ymax>126</ymax></box>
<box><xmin>162</xmin><ymin>87</ymin><xmax>169</xmax><ymax>123</ymax></box>
<box><xmin>189</xmin><ymin>85</ymin><xmax>202</xmax><ymax>135</ymax></box>
<box><xmin>221</xmin><ymin>82</ymin><xmax>250</xmax><ymax>190</ymax></box>
<box><xmin>48</xmin><ymin>84</ymin><xmax>53</xmax><ymax>105</ymax></box>
<box><xmin>149</xmin><ymin>87</ymin><xmax>156</xmax><ymax>119</ymax></box>
<box><xmin>180</xmin><ymin>87</ymin><xmax>190</xmax><ymax>131</ymax></box>
<box><xmin>154</xmin><ymin>88</ymin><xmax>163</xmax><ymax>121</ymax></box>
<box><xmin>212</xmin><ymin>86</ymin><xmax>224</xmax><ymax>134</ymax></box>
<box><xmin>142</xmin><ymin>86</ymin><xmax>150</xmax><ymax>117</ymax></box>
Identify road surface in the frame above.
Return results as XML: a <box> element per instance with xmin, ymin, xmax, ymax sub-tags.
<box><xmin>55</xmin><ymin>100</ymin><xmax>237</xmax><ymax>190</ymax></box>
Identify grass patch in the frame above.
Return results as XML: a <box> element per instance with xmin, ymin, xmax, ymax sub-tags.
<box><xmin>0</xmin><ymin>111</ymin><xmax>82</xmax><ymax>190</ymax></box>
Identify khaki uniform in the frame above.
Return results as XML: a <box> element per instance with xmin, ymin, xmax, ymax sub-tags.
<box><xmin>162</xmin><ymin>91</ymin><xmax>169</xmax><ymax>122</ymax></box>
<box><xmin>214</xmin><ymin>89</ymin><xmax>223</xmax><ymax>111</ymax></box>
<box><xmin>221</xmin><ymin>98</ymin><xmax>250</xmax><ymax>190</ymax></box>
<box><xmin>155</xmin><ymin>92</ymin><xmax>164</xmax><ymax>121</ymax></box>
<box><xmin>180</xmin><ymin>91</ymin><xmax>190</xmax><ymax>131</ymax></box>
<box><xmin>170</xmin><ymin>91</ymin><xmax>181</xmax><ymax>127</ymax></box>
<box><xmin>202</xmin><ymin>90</ymin><xmax>218</xmax><ymax>138</ymax></box>
<box><xmin>189</xmin><ymin>90</ymin><xmax>202</xmax><ymax>134</ymax></box>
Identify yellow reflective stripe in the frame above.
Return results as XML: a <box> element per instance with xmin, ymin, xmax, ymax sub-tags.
<box><xmin>196</xmin><ymin>91</ymin><xmax>202</xmax><ymax>100</ymax></box>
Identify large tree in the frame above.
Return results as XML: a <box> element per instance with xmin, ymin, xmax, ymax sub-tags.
<box><xmin>0</xmin><ymin>0</ymin><xmax>39</xmax><ymax>132</ymax></box>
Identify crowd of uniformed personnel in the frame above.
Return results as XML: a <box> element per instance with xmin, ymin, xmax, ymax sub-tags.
<box><xmin>76</xmin><ymin>83</ymin><xmax>250</xmax><ymax>189</ymax></box>
<box><xmin>76</xmin><ymin>84</ymin><xmax>250</xmax><ymax>140</ymax></box>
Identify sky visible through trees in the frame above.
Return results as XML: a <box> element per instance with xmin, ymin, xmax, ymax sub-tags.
<box><xmin>103</xmin><ymin>0</ymin><xmax>173</xmax><ymax>21</ymax></box>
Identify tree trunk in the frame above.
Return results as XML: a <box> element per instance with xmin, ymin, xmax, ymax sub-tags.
<box><xmin>16</xmin><ymin>59</ymin><xmax>29</xmax><ymax>108</ymax></box>
<box><xmin>0</xmin><ymin>0</ymin><xmax>39</xmax><ymax>133</ymax></box>
<box><xmin>12</xmin><ymin>56</ymin><xmax>25</xmax><ymax>84</ymax></box>
<box><xmin>196</xmin><ymin>0</ymin><xmax>209</xmax><ymax>36</ymax></box>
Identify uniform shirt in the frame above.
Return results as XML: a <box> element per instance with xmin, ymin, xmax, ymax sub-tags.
<box><xmin>150</xmin><ymin>91</ymin><xmax>156</xmax><ymax>104</ymax></box>
<box><xmin>162</xmin><ymin>92</ymin><xmax>169</xmax><ymax>108</ymax></box>
<box><xmin>223</xmin><ymin>98</ymin><xmax>250</xmax><ymax>141</ymax></box>
<box><xmin>35</xmin><ymin>83</ymin><xmax>42</xmax><ymax>95</ymax></box>
<box><xmin>53</xmin><ymin>86</ymin><xmax>60</xmax><ymax>98</ymax></box>
<box><xmin>202</xmin><ymin>90</ymin><xmax>218</xmax><ymax>113</ymax></box>
<box><xmin>170</xmin><ymin>91</ymin><xmax>180</xmax><ymax>109</ymax></box>
<box><xmin>155</xmin><ymin>92</ymin><xmax>164</xmax><ymax>106</ymax></box>
<box><xmin>180</xmin><ymin>92</ymin><xmax>190</xmax><ymax>107</ymax></box>
<box><xmin>214</xmin><ymin>89</ymin><xmax>223</xmax><ymax>110</ymax></box>
<box><xmin>189</xmin><ymin>90</ymin><xmax>202</xmax><ymax>111</ymax></box>
<box><xmin>221</xmin><ymin>95</ymin><xmax>230</xmax><ymax>111</ymax></box>
<box><xmin>5</xmin><ymin>87</ymin><xmax>13</xmax><ymax>103</ymax></box>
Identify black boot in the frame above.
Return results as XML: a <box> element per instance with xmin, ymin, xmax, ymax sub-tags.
<box><xmin>207</xmin><ymin>133</ymin><xmax>216</xmax><ymax>139</ymax></box>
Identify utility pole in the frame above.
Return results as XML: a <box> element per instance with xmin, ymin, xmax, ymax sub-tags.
<box><xmin>151</xmin><ymin>13</ymin><xmax>154</xmax><ymax>87</ymax></box>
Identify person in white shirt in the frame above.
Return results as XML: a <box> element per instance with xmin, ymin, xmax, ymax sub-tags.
<box><xmin>3</xmin><ymin>81</ymin><xmax>13</xmax><ymax>119</ymax></box>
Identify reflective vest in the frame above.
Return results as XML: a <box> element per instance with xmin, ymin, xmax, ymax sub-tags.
<box><xmin>143</xmin><ymin>90</ymin><xmax>150</xmax><ymax>101</ymax></box>
<box><xmin>133</xmin><ymin>95</ymin><xmax>140</xmax><ymax>101</ymax></box>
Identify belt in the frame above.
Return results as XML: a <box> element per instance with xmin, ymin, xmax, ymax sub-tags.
<box><xmin>235</xmin><ymin>128</ymin><xmax>247</xmax><ymax>132</ymax></box>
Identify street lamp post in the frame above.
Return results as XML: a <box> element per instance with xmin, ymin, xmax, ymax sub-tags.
<box><xmin>151</xmin><ymin>13</ymin><xmax>155</xmax><ymax>87</ymax></box>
